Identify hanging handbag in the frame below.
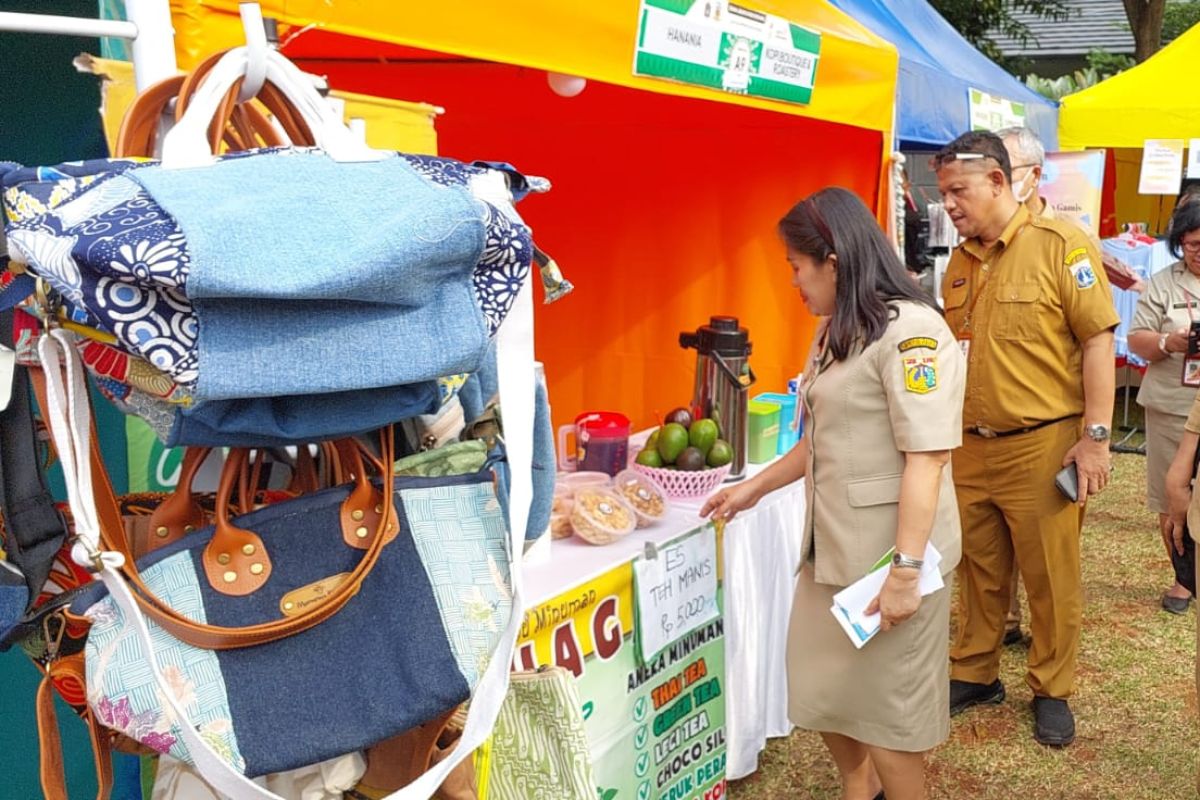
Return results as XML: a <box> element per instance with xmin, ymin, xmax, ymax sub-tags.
<box><xmin>478</xmin><ymin>666</ymin><xmax>596</xmax><ymax>800</ymax></box>
<box><xmin>1</xmin><ymin>46</ymin><xmax>544</xmax><ymax>407</ymax></box>
<box><xmin>35</xmin><ymin>290</ymin><xmax>538</xmax><ymax>800</ymax></box>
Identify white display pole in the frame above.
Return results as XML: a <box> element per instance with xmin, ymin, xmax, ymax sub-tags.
<box><xmin>0</xmin><ymin>0</ymin><xmax>177</xmax><ymax>91</ymax></box>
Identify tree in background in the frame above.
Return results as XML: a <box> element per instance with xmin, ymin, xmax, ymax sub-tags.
<box><xmin>1123</xmin><ymin>0</ymin><xmax>1167</xmax><ymax>61</ymax></box>
<box><xmin>929</xmin><ymin>0</ymin><xmax>1069</xmax><ymax>71</ymax></box>
<box><xmin>1162</xmin><ymin>0</ymin><xmax>1200</xmax><ymax>42</ymax></box>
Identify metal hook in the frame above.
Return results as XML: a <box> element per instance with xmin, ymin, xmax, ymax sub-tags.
<box><xmin>237</xmin><ymin>2</ymin><xmax>268</xmax><ymax>104</ymax></box>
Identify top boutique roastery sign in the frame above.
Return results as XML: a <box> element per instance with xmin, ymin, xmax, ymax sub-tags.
<box><xmin>634</xmin><ymin>0</ymin><xmax>822</xmax><ymax>105</ymax></box>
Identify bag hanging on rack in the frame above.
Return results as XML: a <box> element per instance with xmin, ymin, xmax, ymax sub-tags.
<box><xmin>35</xmin><ymin>261</ymin><xmax>536</xmax><ymax>800</ymax></box>
<box><xmin>478</xmin><ymin>666</ymin><xmax>597</xmax><ymax>800</ymax></box>
<box><xmin>1</xmin><ymin>45</ymin><xmax>545</xmax><ymax>407</ymax></box>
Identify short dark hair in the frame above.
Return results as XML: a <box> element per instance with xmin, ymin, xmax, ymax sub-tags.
<box><xmin>931</xmin><ymin>130</ymin><xmax>1012</xmax><ymax>184</ymax></box>
<box><xmin>1168</xmin><ymin>200</ymin><xmax>1200</xmax><ymax>259</ymax></box>
<box><xmin>778</xmin><ymin>187</ymin><xmax>940</xmax><ymax>362</ymax></box>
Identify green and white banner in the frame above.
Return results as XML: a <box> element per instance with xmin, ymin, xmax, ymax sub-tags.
<box><xmin>968</xmin><ymin>87</ymin><xmax>1026</xmax><ymax>132</ymax></box>
<box><xmin>634</xmin><ymin>0</ymin><xmax>821</xmax><ymax>106</ymax></box>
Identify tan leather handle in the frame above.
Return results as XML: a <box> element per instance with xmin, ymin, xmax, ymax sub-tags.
<box><xmin>202</xmin><ymin>448</ymin><xmax>272</xmax><ymax>596</ymax></box>
<box><xmin>31</xmin><ymin>363</ymin><xmax>400</xmax><ymax>650</ymax></box>
<box><xmin>38</xmin><ymin>660</ymin><xmax>113</xmax><ymax>800</ymax></box>
<box><xmin>144</xmin><ymin>447</ymin><xmax>210</xmax><ymax>550</ymax></box>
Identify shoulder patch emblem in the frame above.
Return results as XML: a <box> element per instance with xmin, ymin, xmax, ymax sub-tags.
<box><xmin>1070</xmin><ymin>259</ymin><xmax>1097</xmax><ymax>290</ymax></box>
<box><xmin>898</xmin><ymin>336</ymin><xmax>938</xmax><ymax>352</ymax></box>
<box><xmin>1065</xmin><ymin>247</ymin><xmax>1090</xmax><ymax>265</ymax></box>
<box><xmin>903</xmin><ymin>355</ymin><xmax>938</xmax><ymax>394</ymax></box>
<box><xmin>952</xmin><ymin>278</ymin><xmax>966</xmax><ymax>288</ymax></box>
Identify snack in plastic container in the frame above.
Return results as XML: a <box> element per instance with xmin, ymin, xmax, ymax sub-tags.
<box><xmin>557</xmin><ymin>470</ymin><xmax>612</xmax><ymax>497</ymax></box>
<box><xmin>613</xmin><ymin>469</ymin><xmax>669</xmax><ymax>527</ymax></box>
<box><xmin>570</xmin><ymin>488</ymin><xmax>636</xmax><ymax>545</ymax></box>
<box><xmin>550</xmin><ymin>491</ymin><xmax>575</xmax><ymax>540</ymax></box>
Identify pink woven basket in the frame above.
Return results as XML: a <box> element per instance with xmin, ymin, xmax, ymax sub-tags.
<box><xmin>631</xmin><ymin>463</ymin><xmax>732</xmax><ymax>499</ymax></box>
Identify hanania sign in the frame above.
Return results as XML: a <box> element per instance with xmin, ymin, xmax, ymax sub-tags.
<box><xmin>634</xmin><ymin>0</ymin><xmax>822</xmax><ymax>105</ymax></box>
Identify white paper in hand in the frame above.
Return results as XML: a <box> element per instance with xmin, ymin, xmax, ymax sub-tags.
<box><xmin>830</xmin><ymin>542</ymin><xmax>944</xmax><ymax>649</ymax></box>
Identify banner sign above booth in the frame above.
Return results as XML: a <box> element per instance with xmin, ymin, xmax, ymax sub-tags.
<box><xmin>968</xmin><ymin>87</ymin><xmax>1026</xmax><ymax>132</ymax></box>
<box><xmin>634</xmin><ymin>0</ymin><xmax>822</xmax><ymax>105</ymax></box>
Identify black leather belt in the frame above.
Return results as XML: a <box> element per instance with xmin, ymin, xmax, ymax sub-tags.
<box><xmin>966</xmin><ymin>415</ymin><xmax>1078</xmax><ymax>439</ymax></box>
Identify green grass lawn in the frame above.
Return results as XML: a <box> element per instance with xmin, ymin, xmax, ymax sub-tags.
<box><xmin>730</xmin><ymin>447</ymin><xmax>1199</xmax><ymax>799</ymax></box>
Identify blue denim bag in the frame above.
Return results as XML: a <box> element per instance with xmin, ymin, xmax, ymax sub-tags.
<box><xmin>73</xmin><ymin>458</ymin><xmax>512</xmax><ymax>778</ymax></box>
<box><xmin>0</xmin><ymin>151</ymin><xmax>540</xmax><ymax>404</ymax></box>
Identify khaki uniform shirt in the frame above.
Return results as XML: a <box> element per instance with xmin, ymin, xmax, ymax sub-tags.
<box><xmin>800</xmin><ymin>301</ymin><xmax>964</xmax><ymax>586</ymax></box>
<box><xmin>1131</xmin><ymin>261</ymin><xmax>1200</xmax><ymax>417</ymax></box>
<box><xmin>941</xmin><ymin>205</ymin><xmax>1120</xmax><ymax>431</ymax></box>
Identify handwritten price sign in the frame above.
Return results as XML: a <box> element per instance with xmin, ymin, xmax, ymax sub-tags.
<box><xmin>633</xmin><ymin>525</ymin><xmax>720</xmax><ymax>663</ymax></box>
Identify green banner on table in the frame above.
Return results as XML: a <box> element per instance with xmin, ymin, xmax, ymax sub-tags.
<box><xmin>516</xmin><ymin>553</ymin><xmax>728</xmax><ymax>800</ymax></box>
<box><xmin>634</xmin><ymin>0</ymin><xmax>820</xmax><ymax>106</ymax></box>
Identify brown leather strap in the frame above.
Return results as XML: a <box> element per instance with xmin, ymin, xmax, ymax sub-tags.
<box><xmin>145</xmin><ymin>447</ymin><xmax>210</xmax><ymax>549</ymax></box>
<box><xmin>37</xmin><ymin>672</ymin><xmax>67</xmax><ymax>800</ymax></box>
<box><xmin>37</xmin><ymin>660</ymin><xmax>114</xmax><ymax>800</ymax></box>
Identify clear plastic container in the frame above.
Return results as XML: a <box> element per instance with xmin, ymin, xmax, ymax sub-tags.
<box><xmin>569</xmin><ymin>488</ymin><xmax>637</xmax><ymax>545</ymax></box>
<box><xmin>612</xmin><ymin>469</ymin><xmax>669</xmax><ymax>527</ymax></box>
<box><xmin>557</xmin><ymin>470</ymin><xmax>613</xmax><ymax>497</ymax></box>
<box><xmin>550</xmin><ymin>490</ymin><xmax>575</xmax><ymax>540</ymax></box>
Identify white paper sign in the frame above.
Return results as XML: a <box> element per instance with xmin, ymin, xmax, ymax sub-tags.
<box><xmin>1187</xmin><ymin>138</ymin><xmax>1200</xmax><ymax>180</ymax></box>
<box><xmin>1139</xmin><ymin>138</ymin><xmax>1185</xmax><ymax>195</ymax></box>
<box><xmin>633</xmin><ymin>525</ymin><xmax>720</xmax><ymax>662</ymax></box>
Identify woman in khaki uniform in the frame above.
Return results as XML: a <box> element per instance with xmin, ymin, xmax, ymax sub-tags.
<box><xmin>1129</xmin><ymin>200</ymin><xmax>1200</xmax><ymax>613</ymax></box>
<box><xmin>702</xmin><ymin>188</ymin><xmax>964</xmax><ymax>800</ymax></box>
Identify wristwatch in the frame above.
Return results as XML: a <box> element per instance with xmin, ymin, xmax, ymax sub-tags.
<box><xmin>1084</xmin><ymin>423</ymin><xmax>1111</xmax><ymax>442</ymax></box>
<box><xmin>1158</xmin><ymin>332</ymin><xmax>1170</xmax><ymax>355</ymax></box>
<box><xmin>891</xmin><ymin>551</ymin><xmax>924</xmax><ymax>571</ymax></box>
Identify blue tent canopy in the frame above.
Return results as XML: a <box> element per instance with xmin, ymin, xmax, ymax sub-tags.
<box><xmin>829</xmin><ymin>0</ymin><xmax>1058</xmax><ymax>150</ymax></box>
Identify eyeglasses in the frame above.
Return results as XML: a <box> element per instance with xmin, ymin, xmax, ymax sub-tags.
<box><xmin>1010</xmin><ymin>163</ymin><xmax>1039</xmax><ymax>171</ymax></box>
<box><xmin>1182</xmin><ymin>240</ymin><xmax>1200</xmax><ymax>253</ymax></box>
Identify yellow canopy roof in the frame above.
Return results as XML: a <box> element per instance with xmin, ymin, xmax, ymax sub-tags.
<box><xmin>193</xmin><ymin>0</ymin><xmax>898</xmax><ymax>136</ymax></box>
<box><xmin>1059</xmin><ymin>23</ymin><xmax>1200</xmax><ymax>150</ymax></box>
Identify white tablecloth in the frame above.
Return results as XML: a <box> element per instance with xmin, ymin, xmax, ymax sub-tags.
<box><xmin>524</xmin><ymin>464</ymin><xmax>806</xmax><ymax>781</ymax></box>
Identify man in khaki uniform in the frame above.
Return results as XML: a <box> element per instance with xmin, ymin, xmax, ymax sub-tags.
<box><xmin>934</xmin><ymin>131</ymin><xmax>1119</xmax><ymax>747</ymax></box>
<box><xmin>993</xmin><ymin>127</ymin><xmax>1143</xmax><ymax>646</ymax></box>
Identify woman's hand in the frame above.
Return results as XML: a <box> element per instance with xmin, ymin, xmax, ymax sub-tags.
<box><xmin>1165</xmin><ymin>327</ymin><xmax>1190</xmax><ymax>354</ymax></box>
<box><xmin>699</xmin><ymin>478</ymin><xmax>764</xmax><ymax>522</ymax></box>
<box><xmin>865</xmin><ymin>568</ymin><xmax>921</xmax><ymax>632</ymax></box>
<box><xmin>1165</xmin><ymin>465</ymin><xmax>1193</xmax><ymax>558</ymax></box>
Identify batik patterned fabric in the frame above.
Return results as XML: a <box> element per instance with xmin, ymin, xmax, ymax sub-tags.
<box><xmin>1</xmin><ymin>150</ymin><xmax>537</xmax><ymax>399</ymax></box>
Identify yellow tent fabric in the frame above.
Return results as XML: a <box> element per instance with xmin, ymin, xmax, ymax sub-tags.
<box><xmin>185</xmin><ymin>0</ymin><xmax>897</xmax><ymax>138</ymax></box>
<box><xmin>1059</xmin><ymin>23</ymin><xmax>1200</xmax><ymax>149</ymax></box>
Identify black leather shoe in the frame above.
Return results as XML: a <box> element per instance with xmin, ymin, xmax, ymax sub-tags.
<box><xmin>1032</xmin><ymin>697</ymin><xmax>1075</xmax><ymax>746</ymax></box>
<box><xmin>949</xmin><ymin>678</ymin><xmax>1005</xmax><ymax>716</ymax></box>
<box><xmin>1161</xmin><ymin>593</ymin><xmax>1192</xmax><ymax>614</ymax></box>
<box><xmin>1002</xmin><ymin>626</ymin><xmax>1025</xmax><ymax>646</ymax></box>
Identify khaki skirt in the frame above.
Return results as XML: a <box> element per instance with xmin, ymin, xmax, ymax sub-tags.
<box><xmin>1144</xmin><ymin>407</ymin><xmax>1188</xmax><ymax>514</ymax></box>
<box><xmin>786</xmin><ymin>565</ymin><xmax>951</xmax><ymax>752</ymax></box>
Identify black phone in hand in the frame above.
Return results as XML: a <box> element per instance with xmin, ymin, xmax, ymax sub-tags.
<box><xmin>1054</xmin><ymin>463</ymin><xmax>1079</xmax><ymax>503</ymax></box>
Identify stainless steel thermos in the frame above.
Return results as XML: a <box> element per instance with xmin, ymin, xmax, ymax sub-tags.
<box><xmin>679</xmin><ymin>316</ymin><xmax>755</xmax><ymax>480</ymax></box>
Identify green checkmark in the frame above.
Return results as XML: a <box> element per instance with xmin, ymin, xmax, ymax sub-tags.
<box><xmin>637</xmin><ymin>780</ymin><xmax>652</xmax><ymax>800</ymax></box>
<box><xmin>633</xmin><ymin>696</ymin><xmax>648</xmax><ymax>722</ymax></box>
<box><xmin>634</xmin><ymin>724</ymin><xmax>649</xmax><ymax>749</ymax></box>
<box><xmin>635</xmin><ymin>751</ymin><xmax>650</xmax><ymax>777</ymax></box>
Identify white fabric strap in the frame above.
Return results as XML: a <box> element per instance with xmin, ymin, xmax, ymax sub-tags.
<box><xmin>161</xmin><ymin>46</ymin><xmax>387</xmax><ymax>169</ymax></box>
<box><xmin>38</xmin><ymin>270</ymin><xmax>534</xmax><ymax>799</ymax></box>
